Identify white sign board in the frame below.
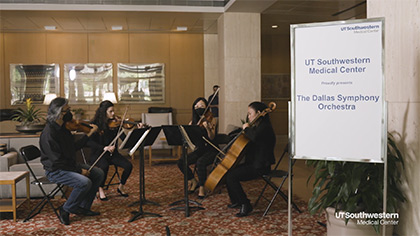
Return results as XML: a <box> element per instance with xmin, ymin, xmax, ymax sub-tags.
<box><xmin>290</xmin><ymin>18</ymin><xmax>385</xmax><ymax>163</ymax></box>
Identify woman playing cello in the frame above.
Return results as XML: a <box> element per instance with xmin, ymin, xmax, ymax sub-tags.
<box><xmin>88</xmin><ymin>100</ymin><xmax>143</xmax><ymax>200</ymax></box>
<box><xmin>177</xmin><ymin>97</ymin><xmax>218</xmax><ymax>199</ymax></box>
<box><xmin>226</xmin><ymin>101</ymin><xmax>276</xmax><ymax>217</ymax></box>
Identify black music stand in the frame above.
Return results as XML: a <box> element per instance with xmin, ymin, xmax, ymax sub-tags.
<box><xmin>162</xmin><ymin>125</ymin><xmax>205</xmax><ymax>217</ymax></box>
<box><xmin>119</xmin><ymin>127</ymin><xmax>162</xmax><ymax>222</ymax></box>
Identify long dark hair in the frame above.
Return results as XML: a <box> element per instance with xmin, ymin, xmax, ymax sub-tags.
<box><xmin>92</xmin><ymin>100</ymin><xmax>114</xmax><ymax>131</ymax></box>
<box><xmin>191</xmin><ymin>97</ymin><xmax>208</xmax><ymax>125</ymax></box>
<box><xmin>248</xmin><ymin>101</ymin><xmax>271</xmax><ymax>125</ymax></box>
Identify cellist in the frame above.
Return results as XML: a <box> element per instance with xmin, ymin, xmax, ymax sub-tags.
<box><xmin>225</xmin><ymin>101</ymin><xmax>276</xmax><ymax>217</ymax></box>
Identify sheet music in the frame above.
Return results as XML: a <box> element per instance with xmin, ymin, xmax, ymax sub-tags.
<box><xmin>119</xmin><ymin>129</ymin><xmax>133</xmax><ymax>150</ymax></box>
<box><xmin>179</xmin><ymin>125</ymin><xmax>196</xmax><ymax>150</ymax></box>
<box><xmin>129</xmin><ymin>128</ymin><xmax>151</xmax><ymax>156</ymax></box>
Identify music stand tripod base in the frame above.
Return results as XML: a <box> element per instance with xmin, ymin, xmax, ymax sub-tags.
<box><xmin>163</xmin><ymin>125</ymin><xmax>206</xmax><ymax>217</ymax></box>
<box><xmin>120</xmin><ymin>127</ymin><xmax>162</xmax><ymax>222</ymax></box>
<box><xmin>129</xmin><ymin>210</ymin><xmax>162</xmax><ymax>222</ymax></box>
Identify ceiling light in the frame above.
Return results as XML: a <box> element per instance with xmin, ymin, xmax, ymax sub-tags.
<box><xmin>271</xmin><ymin>25</ymin><xmax>278</xmax><ymax>29</ymax></box>
<box><xmin>44</xmin><ymin>26</ymin><xmax>56</xmax><ymax>30</ymax></box>
<box><xmin>111</xmin><ymin>25</ymin><xmax>123</xmax><ymax>31</ymax></box>
<box><xmin>176</xmin><ymin>26</ymin><xmax>188</xmax><ymax>31</ymax></box>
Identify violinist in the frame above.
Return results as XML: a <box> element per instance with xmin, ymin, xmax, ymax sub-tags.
<box><xmin>177</xmin><ymin>97</ymin><xmax>218</xmax><ymax>199</ymax></box>
<box><xmin>225</xmin><ymin>101</ymin><xmax>276</xmax><ymax>217</ymax></box>
<box><xmin>40</xmin><ymin>97</ymin><xmax>104</xmax><ymax>225</ymax></box>
<box><xmin>88</xmin><ymin>100</ymin><xmax>143</xmax><ymax>201</ymax></box>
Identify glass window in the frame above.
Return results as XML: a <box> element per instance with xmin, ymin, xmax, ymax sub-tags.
<box><xmin>117</xmin><ymin>63</ymin><xmax>165</xmax><ymax>103</ymax></box>
<box><xmin>10</xmin><ymin>64</ymin><xmax>60</xmax><ymax>105</ymax></box>
<box><xmin>64</xmin><ymin>63</ymin><xmax>113</xmax><ymax>104</ymax></box>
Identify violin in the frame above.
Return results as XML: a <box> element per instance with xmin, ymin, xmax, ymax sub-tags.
<box><xmin>198</xmin><ymin>110</ymin><xmax>214</xmax><ymax>128</ymax></box>
<box><xmin>108</xmin><ymin>116</ymin><xmax>145</xmax><ymax>129</ymax></box>
<box><xmin>65</xmin><ymin>119</ymin><xmax>93</xmax><ymax>133</ymax></box>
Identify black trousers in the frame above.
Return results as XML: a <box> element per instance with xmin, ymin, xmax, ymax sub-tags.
<box><xmin>177</xmin><ymin>146</ymin><xmax>218</xmax><ymax>186</ymax></box>
<box><xmin>226</xmin><ymin>164</ymin><xmax>270</xmax><ymax>205</ymax></box>
<box><xmin>91</xmin><ymin>152</ymin><xmax>133</xmax><ymax>187</ymax></box>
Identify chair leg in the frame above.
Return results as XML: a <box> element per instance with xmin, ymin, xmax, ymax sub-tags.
<box><xmin>58</xmin><ymin>185</ymin><xmax>68</xmax><ymax>199</ymax></box>
<box><xmin>149</xmin><ymin>146</ymin><xmax>153</xmax><ymax>166</ymax></box>
<box><xmin>104</xmin><ymin>166</ymin><xmax>121</xmax><ymax>190</ymax></box>
<box><xmin>24</xmin><ymin>185</ymin><xmax>62</xmax><ymax>222</ymax></box>
<box><xmin>254</xmin><ymin>182</ymin><xmax>269</xmax><ymax>208</ymax></box>
<box><xmin>262</xmin><ymin>178</ymin><xmax>301</xmax><ymax>216</ymax></box>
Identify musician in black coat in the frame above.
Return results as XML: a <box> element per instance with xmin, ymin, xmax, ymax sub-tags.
<box><xmin>177</xmin><ymin>97</ymin><xmax>218</xmax><ymax>199</ymax></box>
<box><xmin>225</xmin><ymin>101</ymin><xmax>276</xmax><ymax>217</ymax></box>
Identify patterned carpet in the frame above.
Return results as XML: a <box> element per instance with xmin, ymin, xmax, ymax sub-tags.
<box><xmin>0</xmin><ymin>159</ymin><xmax>327</xmax><ymax>235</ymax></box>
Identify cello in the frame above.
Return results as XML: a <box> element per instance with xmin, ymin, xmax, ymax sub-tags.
<box><xmin>204</xmin><ymin>102</ymin><xmax>276</xmax><ymax>192</ymax></box>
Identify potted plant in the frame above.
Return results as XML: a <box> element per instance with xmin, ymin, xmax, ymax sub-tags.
<box><xmin>306</xmin><ymin>132</ymin><xmax>406</xmax><ymax>235</ymax></box>
<box><xmin>12</xmin><ymin>98</ymin><xmax>46</xmax><ymax>133</ymax></box>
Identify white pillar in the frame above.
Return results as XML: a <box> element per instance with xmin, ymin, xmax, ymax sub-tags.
<box><xmin>368</xmin><ymin>0</ymin><xmax>420</xmax><ymax>235</ymax></box>
<box><xmin>217</xmin><ymin>12</ymin><xmax>261</xmax><ymax>133</ymax></box>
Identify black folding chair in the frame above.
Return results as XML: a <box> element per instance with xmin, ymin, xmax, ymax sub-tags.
<box><xmin>20</xmin><ymin>145</ymin><xmax>66</xmax><ymax>222</ymax></box>
<box><xmin>254</xmin><ymin>144</ymin><xmax>302</xmax><ymax>216</ymax></box>
<box><xmin>103</xmin><ymin>164</ymin><xmax>121</xmax><ymax>190</ymax></box>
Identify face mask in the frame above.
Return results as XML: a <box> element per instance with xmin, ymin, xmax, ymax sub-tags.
<box><xmin>62</xmin><ymin>110</ymin><xmax>73</xmax><ymax>122</ymax></box>
<box><xmin>195</xmin><ymin>108</ymin><xmax>205</xmax><ymax>116</ymax></box>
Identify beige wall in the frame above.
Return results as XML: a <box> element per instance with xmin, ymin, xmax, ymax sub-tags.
<box><xmin>0</xmin><ymin>32</ymin><xmax>204</xmax><ymax>125</ymax></box>
<box><xmin>368</xmin><ymin>0</ymin><xmax>420</xmax><ymax>235</ymax></box>
<box><xmin>0</xmin><ymin>32</ymin><xmax>4</xmax><ymax>109</ymax></box>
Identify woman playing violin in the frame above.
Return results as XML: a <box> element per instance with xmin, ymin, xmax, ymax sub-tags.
<box><xmin>225</xmin><ymin>101</ymin><xmax>276</xmax><ymax>217</ymax></box>
<box><xmin>177</xmin><ymin>97</ymin><xmax>218</xmax><ymax>199</ymax></box>
<box><xmin>87</xmin><ymin>100</ymin><xmax>143</xmax><ymax>200</ymax></box>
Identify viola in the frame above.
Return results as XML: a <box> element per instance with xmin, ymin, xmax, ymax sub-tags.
<box><xmin>65</xmin><ymin>119</ymin><xmax>93</xmax><ymax>133</ymax></box>
<box><xmin>108</xmin><ymin>116</ymin><xmax>145</xmax><ymax>129</ymax></box>
<box><xmin>204</xmin><ymin>102</ymin><xmax>276</xmax><ymax>192</ymax></box>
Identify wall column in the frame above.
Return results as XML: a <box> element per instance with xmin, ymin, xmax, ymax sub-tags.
<box><xmin>204</xmin><ymin>34</ymin><xmax>219</xmax><ymax>98</ymax></box>
<box><xmin>217</xmin><ymin>12</ymin><xmax>261</xmax><ymax>133</ymax></box>
<box><xmin>368</xmin><ymin>0</ymin><xmax>420</xmax><ymax>235</ymax></box>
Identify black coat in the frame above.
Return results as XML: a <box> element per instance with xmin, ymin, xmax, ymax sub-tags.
<box><xmin>243</xmin><ymin>120</ymin><xmax>276</xmax><ymax>170</ymax></box>
<box><xmin>40</xmin><ymin>121</ymin><xmax>88</xmax><ymax>173</ymax></box>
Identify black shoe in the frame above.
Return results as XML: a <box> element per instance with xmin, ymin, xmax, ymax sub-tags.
<box><xmin>235</xmin><ymin>203</ymin><xmax>253</xmax><ymax>217</ymax></box>
<box><xmin>59</xmin><ymin>207</ymin><xmax>70</xmax><ymax>225</ymax></box>
<box><xmin>99</xmin><ymin>196</ymin><xmax>108</xmax><ymax>201</ymax></box>
<box><xmin>198</xmin><ymin>195</ymin><xmax>205</xmax><ymax>200</ymax></box>
<box><xmin>77</xmin><ymin>207</ymin><xmax>100</xmax><ymax>216</ymax></box>
<box><xmin>227</xmin><ymin>203</ymin><xmax>241</xmax><ymax>209</ymax></box>
<box><xmin>117</xmin><ymin>188</ymin><xmax>129</xmax><ymax>197</ymax></box>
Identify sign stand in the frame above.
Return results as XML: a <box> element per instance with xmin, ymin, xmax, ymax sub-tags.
<box><xmin>288</xmin><ymin>18</ymin><xmax>386</xmax><ymax>235</ymax></box>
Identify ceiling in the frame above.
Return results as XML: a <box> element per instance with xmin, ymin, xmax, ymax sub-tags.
<box><xmin>0</xmin><ymin>0</ymin><xmax>366</xmax><ymax>35</ymax></box>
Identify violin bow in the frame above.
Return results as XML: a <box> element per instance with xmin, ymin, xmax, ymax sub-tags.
<box><xmin>88</xmin><ymin>129</ymin><xmax>125</xmax><ymax>171</ymax></box>
<box><xmin>197</xmin><ymin>87</ymin><xmax>220</xmax><ymax>125</ymax></box>
<box><xmin>88</xmin><ymin>106</ymin><xmax>129</xmax><ymax>171</ymax></box>
<box><xmin>109</xmin><ymin>106</ymin><xmax>129</xmax><ymax>155</ymax></box>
